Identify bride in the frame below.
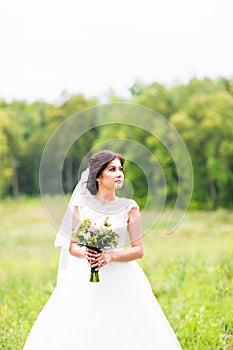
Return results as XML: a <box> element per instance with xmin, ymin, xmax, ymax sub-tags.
<box><xmin>23</xmin><ymin>150</ymin><xmax>182</xmax><ymax>349</ymax></box>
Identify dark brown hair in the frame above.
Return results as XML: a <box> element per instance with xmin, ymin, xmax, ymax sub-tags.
<box><xmin>87</xmin><ymin>150</ymin><xmax>125</xmax><ymax>195</ymax></box>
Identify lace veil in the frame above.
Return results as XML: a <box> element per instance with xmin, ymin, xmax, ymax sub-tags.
<box><xmin>54</xmin><ymin>168</ymin><xmax>90</xmax><ymax>273</ymax></box>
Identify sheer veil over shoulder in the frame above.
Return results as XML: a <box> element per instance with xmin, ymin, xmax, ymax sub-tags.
<box><xmin>54</xmin><ymin>168</ymin><xmax>90</xmax><ymax>270</ymax></box>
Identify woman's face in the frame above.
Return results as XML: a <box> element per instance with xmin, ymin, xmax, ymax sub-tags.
<box><xmin>97</xmin><ymin>158</ymin><xmax>124</xmax><ymax>191</ymax></box>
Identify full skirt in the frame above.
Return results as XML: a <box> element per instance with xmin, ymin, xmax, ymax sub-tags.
<box><xmin>24</xmin><ymin>255</ymin><xmax>182</xmax><ymax>349</ymax></box>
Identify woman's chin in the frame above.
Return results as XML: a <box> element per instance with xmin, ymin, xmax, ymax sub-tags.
<box><xmin>115</xmin><ymin>182</ymin><xmax>123</xmax><ymax>189</ymax></box>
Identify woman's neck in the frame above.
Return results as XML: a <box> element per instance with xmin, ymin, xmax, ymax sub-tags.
<box><xmin>96</xmin><ymin>188</ymin><xmax>117</xmax><ymax>203</ymax></box>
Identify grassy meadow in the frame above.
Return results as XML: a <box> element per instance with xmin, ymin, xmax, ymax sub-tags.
<box><xmin>0</xmin><ymin>197</ymin><xmax>233</xmax><ymax>349</ymax></box>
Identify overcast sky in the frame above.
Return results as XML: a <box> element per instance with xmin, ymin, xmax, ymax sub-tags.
<box><xmin>0</xmin><ymin>0</ymin><xmax>232</xmax><ymax>103</ymax></box>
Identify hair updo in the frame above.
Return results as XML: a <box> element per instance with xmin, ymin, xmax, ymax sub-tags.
<box><xmin>87</xmin><ymin>150</ymin><xmax>125</xmax><ymax>195</ymax></box>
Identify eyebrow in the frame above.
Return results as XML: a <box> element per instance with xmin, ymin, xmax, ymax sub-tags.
<box><xmin>107</xmin><ymin>165</ymin><xmax>123</xmax><ymax>169</ymax></box>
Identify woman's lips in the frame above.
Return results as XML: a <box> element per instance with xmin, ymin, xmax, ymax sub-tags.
<box><xmin>115</xmin><ymin>179</ymin><xmax>123</xmax><ymax>184</ymax></box>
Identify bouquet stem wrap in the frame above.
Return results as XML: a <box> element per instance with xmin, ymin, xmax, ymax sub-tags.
<box><xmin>89</xmin><ymin>247</ymin><xmax>100</xmax><ymax>283</ymax></box>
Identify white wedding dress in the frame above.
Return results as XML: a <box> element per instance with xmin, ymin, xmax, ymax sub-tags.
<box><xmin>24</xmin><ymin>197</ymin><xmax>182</xmax><ymax>350</ymax></box>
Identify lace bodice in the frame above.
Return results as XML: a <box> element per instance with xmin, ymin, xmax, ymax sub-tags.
<box><xmin>54</xmin><ymin>196</ymin><xmax>139</xmax><ymax>251</ymax></box>
<box><xmin>74</xmin><ymin>196</ymin><xmax>139</xmax><ymax>250</ymax></box>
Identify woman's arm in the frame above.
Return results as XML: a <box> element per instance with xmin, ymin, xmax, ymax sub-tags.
<box><xmin>69</xmin><ymin>206</ymin><xmax>86</xmax><ymax>259</ymax></box>
<box><xmin>69</xmin><ymin>239</ymin><xmax>86</xmax><ymax>259</ymax></box>
<box><xmin>89</xmin><ymin>207</ymin><xmax>144</xmax><ymax>270</ymax></box>
<box><xmin>110</xmin><ymin>207</ymin><xmax>144</xmax><ymax>262</ymax></box>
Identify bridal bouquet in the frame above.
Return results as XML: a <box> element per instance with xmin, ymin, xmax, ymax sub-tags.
<box><xmin>72</xmin><ymin>217</ymin><xmax>118</xmax><ymax>282</ymax></box>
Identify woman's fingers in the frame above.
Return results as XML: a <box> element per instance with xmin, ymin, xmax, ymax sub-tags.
<box><xmin>85</xmin><ymin>248</ymin><xmax>99</xmax><ymax>260</ymax></box>
<box><xmin>85</xmin><ymin>248</ymin><xmax>108</xmax><ymax>269</ymax></box>
<box><xmin>91</xmin><ymin>261</ymin><xmax>103</xmax><ymax>268</ymax></box>
<box><xmin>88</xmin><ymin>254</ymin><xmax>105</xmax><ymax>268</ymax></box>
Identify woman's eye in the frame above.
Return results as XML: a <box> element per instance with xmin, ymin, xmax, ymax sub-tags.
<box><xmin>108</xmin><ymin>167</ymin><xmax>123</xmax><ymax>172</ymax></box>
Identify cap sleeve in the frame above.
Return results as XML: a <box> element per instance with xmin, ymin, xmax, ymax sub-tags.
<box><xmin>74</xmin><ymin>197</ymin><xmax>84</xmax><ymax>207</ymax></box>
<box><xmin>127</xmin><ymin>199</ymin><xmax>139</xmax><ymax>213</ymax></box>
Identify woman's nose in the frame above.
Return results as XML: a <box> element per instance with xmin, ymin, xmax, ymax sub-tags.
<box><xmin>117</xmin><ymin>169</ymin><xmax>123</xmax><ymax>177</ymax></box>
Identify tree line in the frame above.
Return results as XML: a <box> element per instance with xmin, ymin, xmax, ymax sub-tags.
<box><xmin>0</xmin><ymin>77</ymin><xmax>232</xmax><ymax>209</ymax></box>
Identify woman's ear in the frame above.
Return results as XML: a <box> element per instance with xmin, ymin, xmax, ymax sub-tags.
<box><xmin>96</xmin><ymin>173</ymin><xmax>103</xmax><ymax>185</ymax></box>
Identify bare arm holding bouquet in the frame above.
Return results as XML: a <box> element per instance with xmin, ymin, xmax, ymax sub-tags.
<box><xmin>69</xmin><ymin>206</ymin><xmax>144</xmax><ymax>270</ymax></box>
<box><xmin>69</xmin><ymin>206</ymin><xmax>86</xmax><ymax>259</ymax></box>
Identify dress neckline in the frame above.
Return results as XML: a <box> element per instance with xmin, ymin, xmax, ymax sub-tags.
<box><xmin>92</xmin><ymin>195</ymin><xmax>120</xmax><ymax>206</ymax></box>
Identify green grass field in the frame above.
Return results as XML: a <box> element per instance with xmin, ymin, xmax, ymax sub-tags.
<box><xmin>0</xmin><ymin>197</ymin><xmax>233</xmax><ymax>349</ymax></box>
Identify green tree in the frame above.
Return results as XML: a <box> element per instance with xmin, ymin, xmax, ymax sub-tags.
<box><xmin>0</xmin><ymin>108</ymin><xmax>23</xmax><ymax>198</ymax></box>
<box><xmin>0</xmin><ymin>113</ymin><xmax>12</xmax><ymax>197</ymax></box>
<box><xmin>170</xmin><ymin>90</ymin><xmax>233</xmax><ymax>209</ymax></box>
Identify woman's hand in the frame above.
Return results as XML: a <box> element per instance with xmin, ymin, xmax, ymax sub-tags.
<box><xmin>85</xmin><ymin>247</ymin><xmax>98</xmax><ymax>265</ymax></box>
<box><xmin>85</xmin><ymin>248</ymin><xmax>112</xmax><ymax>270</ymax></box>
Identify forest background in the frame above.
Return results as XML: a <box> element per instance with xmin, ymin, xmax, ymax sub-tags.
<box><xmin>1</xmin><ymin>76</ymin><xmax>233</xmax><ymax>210</ymax></box>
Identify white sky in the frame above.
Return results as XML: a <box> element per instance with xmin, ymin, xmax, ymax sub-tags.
<box><xmin>0</xmin><ymin>0</ymin><xmax>232</xmax><ymax>103</ymax></box>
